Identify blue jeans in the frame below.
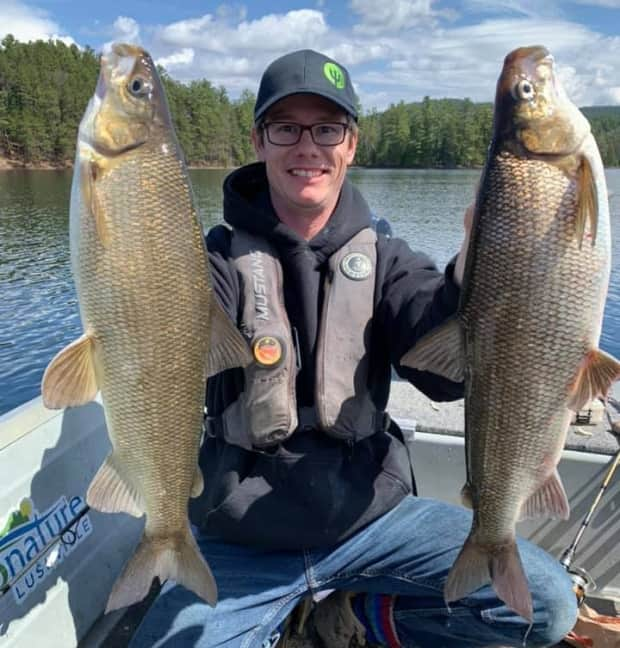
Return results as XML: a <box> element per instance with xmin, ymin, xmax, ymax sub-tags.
<box><xmin>129</xmin><ymin>496</ymin><xmax>577</xmax><ymax>648</ymax></box>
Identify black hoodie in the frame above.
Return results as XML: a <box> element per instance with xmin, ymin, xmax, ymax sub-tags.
<box><xmin>190</xmin><ymin>162</ymin><xmax>463</xmax><ymax>549</ymax></box>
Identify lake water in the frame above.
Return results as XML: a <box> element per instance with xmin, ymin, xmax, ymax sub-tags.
<box><xmin>0</xmin><ymin>167</ymin><xmax>619</xmax><ymax>416</ymax></box>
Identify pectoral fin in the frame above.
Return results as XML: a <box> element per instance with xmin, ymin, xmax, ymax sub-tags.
<box><xmin>575</xmin><ymin>155</ymin><xmax>597</xmax><ymax>248</ymax></box>
<box><xmin>568</xmin><ymin>349</ymin><xmax>620</xmax><ymax>412</ymax></box>
<box><xmin>400</xmin><ymin>318</ymin><xmax>465</xmax><ymax>382</ymax></box>
<box><xmin>80</xmin><ymin>154</ymin><xmax>110</xmax><ymax>246</ymax></box>
<box><xmin>41</xmin><ymin>333</ymin><xmax>99</xmax><ymax>408</ymax></box>
<box><xmin>461</xmin><ymin>482</ymin><xmax>474</xmax><ymax>509</ymax></box>
<box><xmin>207</xmin><ymin>298</ymin><xmax>253</xmax><ymax>377</ymax></box>
<box><xmin>87</xmin><ymin>454</ymin><xmax>145</xmax><ymax>517</ymax></box>
<box><xmin>519</xmin><ymin>469</ymin><xmax>570</xmax><ymax>521</ymax></box>
<box><xmin>191</xmin><ymin>467</ymin><xmax>204</xmax><ymax>498</ymax></box>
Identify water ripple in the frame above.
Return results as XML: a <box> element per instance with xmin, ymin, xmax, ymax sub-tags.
<box><xmin>1</xmin><ymin>168</ymin><xmax>618</xmax><ymax>415</ymax></box>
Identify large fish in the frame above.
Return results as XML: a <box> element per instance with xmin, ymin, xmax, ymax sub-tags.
<box><xmin>402</xmin><ymin>45</ymin><xmax>620</xmax><ymax>621</ymax></box>
<box><xmin>41</xmin><ymin>43</ymin><xmax>251</xmax><ymax>612</ymax></box>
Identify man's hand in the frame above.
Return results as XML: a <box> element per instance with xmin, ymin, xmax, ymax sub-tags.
<box><xmin>453</xmin><ymin>204</ymin><xmax>474</xmax><ymax>286</ymax></box>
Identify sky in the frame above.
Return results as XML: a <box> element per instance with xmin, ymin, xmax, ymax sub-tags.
<box><xmin>2</xmin><ymin>0</ymin><xmax>620</xmax><ymax>111</ymax></box>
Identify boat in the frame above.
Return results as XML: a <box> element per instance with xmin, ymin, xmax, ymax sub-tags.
<box><xmin>0</xmin><ymin>382</ymin><xmax>618</xmax><ymax>646</ymax></box>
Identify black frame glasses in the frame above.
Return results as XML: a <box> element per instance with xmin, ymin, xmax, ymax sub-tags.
<box><xmin>261</xmin><ymin>122</ymin><xmax>349</xmax><ymax>146</ymax></box>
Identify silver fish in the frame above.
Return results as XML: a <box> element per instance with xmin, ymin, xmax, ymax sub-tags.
<box><xmin>42</xmin><ymin>43</ymin><xmax>251</xmax><ymax>612</ymax></box>
<box><xmin>402</xmin><ymin>45</ymin><xmax>620</xmax><ymax>621</ymax></box>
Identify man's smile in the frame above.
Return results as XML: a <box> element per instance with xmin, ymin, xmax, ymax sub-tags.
<box><xmin>289</xmin><ymin>168</ymin><xmax>328</xmax><ymax>178</ymax></box>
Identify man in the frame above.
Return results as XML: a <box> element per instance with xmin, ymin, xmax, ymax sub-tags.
<box><xmin>131</xmin><ymin>49</ymin><xmax>577</xmax><ymax>648</ymax></box>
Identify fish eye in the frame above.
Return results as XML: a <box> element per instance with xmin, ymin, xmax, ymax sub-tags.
<box><xmin>128</xmin><ymin>76</ymin><xmax>150</xmax><ymax>97</ymax></box>
<box><xmin>512</xmin><ymin>79</ymin><xmax>535</xmax><ymax>101</ymax></box>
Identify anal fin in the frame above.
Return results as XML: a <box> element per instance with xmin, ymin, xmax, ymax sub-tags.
<box><xmin>519</xmin><ymin>469</ymin><xmax>570</xmax><ymax>521</ymax></box>
<box><xmin>41</xmin><ymin>333</ymin><xmax>98</xmax><ymax>409</ymax></box>
<box><xmin>207</xmin><ymin>297</ymin><xmax>253</xmax><ymax>377</ymax></box>
<box><xmin>87</xmin><ymin>454</ymin><xmax>145</xmax><ymax>517</ymax></box>
<box><xmin>568</xmin><ymin>349</ymin><xmax>620</xmax><ymax>412</ymax></box>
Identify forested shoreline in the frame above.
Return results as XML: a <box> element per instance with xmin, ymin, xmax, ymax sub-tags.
<box><xmin>1</xmin><ymin>37</ymin><xmax>619</xmax><ymax>169</ymax></box>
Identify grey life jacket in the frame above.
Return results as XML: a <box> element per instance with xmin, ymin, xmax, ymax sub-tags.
<box><xmin>208</xmin><ymin>227</ymin><xmax>390</xmax><ymax>450</ymax></box>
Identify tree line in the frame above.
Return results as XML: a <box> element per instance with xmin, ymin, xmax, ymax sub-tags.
<box><xmin>1</xmin><ymin>36</ymin><xmax>619</xmax><ymax>168</ymax></box>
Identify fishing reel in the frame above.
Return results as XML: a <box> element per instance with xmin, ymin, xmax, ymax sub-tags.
<box><xmin>560</xmin><ymin>560</ymin><xmax>596</xmax><ymax>607</ymax></box>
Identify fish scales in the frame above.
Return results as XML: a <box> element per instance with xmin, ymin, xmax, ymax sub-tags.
<box><xmin>74</xmin><ymin>140</ymin><xmax>211</xmax><ymax>534</ymax></box>
<box><xmin>42</xmin><ymin>43</ymin><xmax>251</xmax><ymax>613</ymax></box>
<box><xmin>464</xmin><ymin>151</ymin><xmax>609</xmax><ymax>544</ymax></box>
<box><xmin>401</xmin><ymin>45</ymin><xmax>620</xmax><ymax>621</ymax></box>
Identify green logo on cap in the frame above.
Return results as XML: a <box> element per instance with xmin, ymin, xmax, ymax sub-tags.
<box><xmin>323</xmin><ymin>62</ymin><xmax>345</xmax><ymax>89</ymax></box>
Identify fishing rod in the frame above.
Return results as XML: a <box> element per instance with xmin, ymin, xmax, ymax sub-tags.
<box><xmin>559</xmin><ymin>400</ymin><xmax>620</xmax><ymax>605</ymax></box>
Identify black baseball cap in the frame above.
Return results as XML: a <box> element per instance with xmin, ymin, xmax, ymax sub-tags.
<box><xmin>254</xmin><ymin>49</ymin><xmax>359</xmax><ymax>123</ymax></box>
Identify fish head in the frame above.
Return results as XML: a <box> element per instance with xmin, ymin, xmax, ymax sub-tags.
<box><xmin>79</xmin><ymin>43</ymin><xmax>172</xmax><ymax>155</ymax></box>
<box><xmin>493</xmin><ymin>45</ymin><xmax>591</xmax><ymax>157</ymax></box>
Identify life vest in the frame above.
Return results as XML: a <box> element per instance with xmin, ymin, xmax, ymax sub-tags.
<box><xmin>206</xmin><ymin>227</ymin><xmax>389</xmax><ymax>450</ymax></box>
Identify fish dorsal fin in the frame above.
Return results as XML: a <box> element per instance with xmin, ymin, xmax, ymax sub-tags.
<box><xmin>400</xmin><ymin>318</ymin><xmax>465</xmax><ymax>382</ymax></box>
<box><xmin>575</xmin><ymin>155</ymin><xmax>597</xmax><ymax>248</ymax></box>
<box><xmin>207</xmin><ymin>298</ymin><xmax>253</xmax><ymax>377</ymax></box>
<box><xmin>41</xmin><ymin>333</ymin><xmax>99</xmax><ymax>409</ymax></box>
<box><xmin>519</xmin><ymin>469</ymin><xmax>570</xmax><ymax>521</ymax></box>
<box><xmin>80</xmin><ymin>153</ymin><xmax>110</xmax><ymax>246</ymax></box>
<box><xmin>191</xmin><ymin>467</ymin><xmax>204</xmax><ymax>498</ymax></box>
<box><xmin>568</xmin><ymin>349</ymin><xmax>620</xmax><ymax>412</ymax></box>
<box><xmin>87</xmin><ymin>454</ymin><xmax>145</xmax><ymax>517</ymax></box>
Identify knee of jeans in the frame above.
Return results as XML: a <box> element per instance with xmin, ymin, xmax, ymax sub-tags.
<box><xmin>530</xmin><ymin>572</ymin><xmax>578</xmax><ymax>645</ymax></box>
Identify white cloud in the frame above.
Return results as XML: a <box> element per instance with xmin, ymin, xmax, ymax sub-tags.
<box><xmin>148</xmin><ymin>7</ymin><xmax>620</xmax><ymax>109</ymax></box>
<box><xmin>156</xmin><ymin>48</ymin><xmax>195</xmax><ymax>69</ymax></box>
<box><xmin>571</xmin><ymin>0</ymin><xmax>620</xmax><ymax>6</ymax></box>
<box><xmin>7</xmin><ymin>3</ymin><xmax>613</xmax><ymax>110</ymax></box>
<box><xmin>112</xmin><ymin>16</ymin><xmax>140</xmax><ymax>43</ymax></box>
<box><xmin>0</xmin><ymin>0</ymin><xmax>73</xmax><ymax>44</ymax></box>
<box><xmin>323</xmin><ymin>41</ymin><xmax>391</xmax><ymax>66</ymax></box>
<box><xmin>350</xmin><ymin>0</ymin><xmax>438</xmax><ymax>34</ymax></box>
<box><xmin>465</xmin><ymin>0</ymin><xmax>561</xmax><ymax>19</ymax></box>
<box><xmin>349</xmin><ymin>17</ymin><xmax>620</xmax><ymax>109</ymax></box>
<box><xmin>215</xmin><ymin>4</ymin><xmax>248</xmax><ymax>22</ymax></box>
<box><xmin>158</xmin><ymin>9</ymin><xmax>327</xmax><ymax>52</ymax></box>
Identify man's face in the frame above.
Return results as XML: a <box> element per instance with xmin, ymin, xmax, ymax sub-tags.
<box><xmin>252</xmin><ymin>94</ymin><xmax>358</xmax><ymax>219</ymax></box>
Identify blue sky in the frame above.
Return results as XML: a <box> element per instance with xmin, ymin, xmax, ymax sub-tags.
<box><xmin>2</xmin><ymin>0</ymin><xmax>620</xmax><ymax>109</ymax></box>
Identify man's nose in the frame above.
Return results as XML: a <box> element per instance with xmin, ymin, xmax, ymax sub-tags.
<box><xmin>296</xmin><ymin>128</ymin><xmax>319</xmax><ymax>151</ymax></box>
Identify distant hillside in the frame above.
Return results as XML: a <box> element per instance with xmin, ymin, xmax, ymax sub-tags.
<box><xmin>356</xmin><ymin>100</ymin><xmax>620</xmax><ymax>168</ymax></box>
<box><xmin>0</xmin><ymin>37</ymin><xmax>618</xmax><ymax>168</ymax></box>
<box><xmin>582</xmin><ymin>106</ymin><xmax>620</xmax><ymax>118</ymax></box>
<box><xmin>581</xmin><ymin>106</ymin><xmax>620</xmax><ymax>167</ymax></box>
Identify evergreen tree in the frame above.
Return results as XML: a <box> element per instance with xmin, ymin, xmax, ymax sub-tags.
<box><xmin>0</xmin><ymin>37</ymin><xmax>618</xmax><ymax>168</ymax></box>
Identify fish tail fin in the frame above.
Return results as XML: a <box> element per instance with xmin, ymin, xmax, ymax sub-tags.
<box><xmin>105</xmin><ymin>527</ymin><xmax>218</xmax><ymax>613</ymax></box>
<box><xmin>445</xmin><ymin>535</ymin><xmax>532</xmax><ymax>622</ymax></box>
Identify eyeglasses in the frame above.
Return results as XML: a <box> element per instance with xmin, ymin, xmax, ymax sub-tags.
<box><xmin>261</xmin><ymin>122</ymin><xmax>349</xmax><ymax>146</ymax></box>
